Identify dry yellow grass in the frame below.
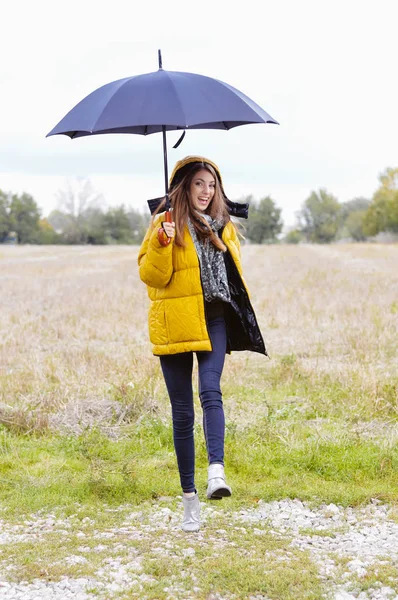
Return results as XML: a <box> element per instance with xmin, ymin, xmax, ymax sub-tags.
<box><xmin>2</xmin><ymin>243</ymin><xmax>398</xmax><ymax>600</ymax></box>
<box><xmin>0</xmin><ymin>243</ymin><xmax>397</xmax><ymax>435</ymax></box>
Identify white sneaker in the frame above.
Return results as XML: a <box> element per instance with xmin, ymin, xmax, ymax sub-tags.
<box><xmin>207</xmin><ymin>464</ymin><xmax>232</xmax><ymax>500</ymax></box>
<box><xmin>181</xmin><ymin>493</ymin><xmax>201</xmax><ymax>532</ymax></box>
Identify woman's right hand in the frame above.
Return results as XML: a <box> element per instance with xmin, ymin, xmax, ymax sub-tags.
<box><xmin>162</xmin><ymin>221</ymin><xmax>175</xmax><ymax>239</ymax></box>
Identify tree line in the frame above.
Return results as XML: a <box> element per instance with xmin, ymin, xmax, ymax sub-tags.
<box><xmin>1</xmin><ymin>167</ymin><xmax>397</xmax><ymax>245</ymax></box>
<box><xmin>243</xmin><ymin>167</ymin><xmax>398</xmax><ymax>243</ymax></box>
<box><xmin>0</xmin><ymin>179</ymin><xmax>149</xmax><ymax>245</ymax></box>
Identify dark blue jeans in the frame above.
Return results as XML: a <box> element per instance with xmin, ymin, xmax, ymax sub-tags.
<box><xmin>160</xmin><ymin>317</ymin><xmax>227</xmax><ymax>493</ymax></box>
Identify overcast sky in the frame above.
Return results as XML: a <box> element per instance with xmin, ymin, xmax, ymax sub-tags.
<box><xmin>1</xmin><ymin>0</ymin><xmax>397</xmax><ymax>227</ymax></box>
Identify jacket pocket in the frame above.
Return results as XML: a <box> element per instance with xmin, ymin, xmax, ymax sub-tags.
<box><xmin>164</xmin><ymin>296</ymin><xmax>204</xmax><ymax>344</ymax></box>
<box><xmin>149</xmin><ymin>300</ymin><xmax>169</xmax><ymax>346</ymax></box>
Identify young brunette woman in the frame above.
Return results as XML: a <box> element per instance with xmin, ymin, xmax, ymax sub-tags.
<box><xmin>138</xmin><ymin>156</ymin><xmax>267</xmax><ymax>532</ymax></box>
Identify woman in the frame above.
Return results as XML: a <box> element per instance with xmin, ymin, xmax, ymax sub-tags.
<box><xmin>138</xmin><ymin>156</ymin><xmax>267</xmax><ymax>532</ymax></box>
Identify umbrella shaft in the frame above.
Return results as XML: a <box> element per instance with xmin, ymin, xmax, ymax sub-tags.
<box><xmin>162</xmin><ymin>126</ymin><xmax>169</xmax><ymax>198</ymax></box>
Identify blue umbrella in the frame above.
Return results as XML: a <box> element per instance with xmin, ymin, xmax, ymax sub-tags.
<box><xmin>47</xmin><ymin>51</ymin><xmax>278</xmax><ymax>198</ymax></box>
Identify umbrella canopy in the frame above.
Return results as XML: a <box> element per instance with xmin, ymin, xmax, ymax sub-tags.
<box><xmin>47</xmin><ymin>51</ymin><xmax>278</xmax><ymax>196</ymax></box>
<box><xmin>47</xmin><ymin>72</ymin><xmax>277</xmax><ymax>138</ymax></box>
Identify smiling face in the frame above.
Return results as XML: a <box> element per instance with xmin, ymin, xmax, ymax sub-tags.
<box><xmin>189</xmin><ymin>169</ymin><xmax>216</xmax><ymax>213</ymax></box>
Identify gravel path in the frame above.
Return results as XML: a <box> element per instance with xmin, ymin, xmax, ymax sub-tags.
<box><xmin>1</xmin><ymin>499</ymin><xmax>398</xmax><ymax>599</ymax></box>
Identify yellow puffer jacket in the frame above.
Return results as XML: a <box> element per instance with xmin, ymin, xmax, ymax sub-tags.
<box><xmin>138</xmin><ymin>213</ymin><xmax>246</xmax><ymax>355</ymax></box>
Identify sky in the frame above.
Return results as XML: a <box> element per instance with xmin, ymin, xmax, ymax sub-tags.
<box><xmin>1</xmin><ymin>0</ymin><xmax>397</xmax><ymax>228</ymax></box>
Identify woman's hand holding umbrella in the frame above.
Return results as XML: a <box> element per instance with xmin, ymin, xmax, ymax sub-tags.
<box><xmin>158</xmin><ymin>211</ymin><xmax>175</xmax><ymax>246</ymax></box>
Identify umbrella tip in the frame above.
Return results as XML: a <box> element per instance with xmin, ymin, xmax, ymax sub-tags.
<box><xmin>158</xmin><ymin>49</ymin><xmax>162</xmax><ymax>70</ymax></box>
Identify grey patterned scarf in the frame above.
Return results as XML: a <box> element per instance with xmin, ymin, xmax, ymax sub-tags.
<box><xmin>188</xmin><ymin>214</ymin><xmax>231</xmax><ymax>304</ymax></box>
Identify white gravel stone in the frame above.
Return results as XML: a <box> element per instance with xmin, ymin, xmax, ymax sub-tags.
<box><xmin>334</xmin><ymin>591</ymin><xmax>357</xmax><ymax>599</ymax></box>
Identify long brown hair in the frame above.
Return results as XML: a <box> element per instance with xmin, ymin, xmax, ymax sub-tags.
<box><xmin>155</xmin><ymin>162</ymin><xmax>231</xmax><ymax>251</ymax></box>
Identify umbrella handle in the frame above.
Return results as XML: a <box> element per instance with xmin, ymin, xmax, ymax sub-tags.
<box><xmin>157</xmin><ymin>210</ymin><xmax>173</xmax><ymax>246</ymax></box>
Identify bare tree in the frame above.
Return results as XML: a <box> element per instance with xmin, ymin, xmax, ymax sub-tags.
<box><xmin>56</xmin><ymin>177</ymin><xmax>103</xmax><ymax>217</ymax></box>
<box><xmin>49</xmin><ymin>177</ymin><xmax>105</xmax><ymax>244</ymax></box>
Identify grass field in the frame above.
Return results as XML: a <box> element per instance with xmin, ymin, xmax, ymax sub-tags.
<box><xmin>0</xmin><ymin>243</ymin><xmax>397</xmax><ymax>599</ymax></box>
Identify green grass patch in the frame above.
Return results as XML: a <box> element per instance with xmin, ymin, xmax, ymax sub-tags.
<box><xmin>142</xmin><ymin>547</ymin><xmax>323</xmax><ymax>600</ymax></box>
<box><xmin>1</xmin><ymin>415</ymin><xmax>398</xmax><ymax>519</ymax></box>
<box><xmin>298</xmin><ymin>527</ymin><xmax>348</xmax><ymax>538</ymax></box>
<box><xmin>353</xmin><ymin>560</ymin><xmax>398</xmax><ymax>594</ymax></box>
<box><xmin>0</xmin><ymin>534</ymin><xmax>104</xmax><ymax>582</ymax></box>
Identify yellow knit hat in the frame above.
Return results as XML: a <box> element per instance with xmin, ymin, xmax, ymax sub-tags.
<box><xmin>169</xmin><ymin>155</ymin><xmax>224</xmax><ymax>190</ymax></box>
